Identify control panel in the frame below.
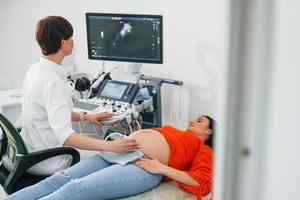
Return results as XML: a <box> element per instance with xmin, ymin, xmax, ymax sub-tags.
<box><xmin>73</xmin><ymin>98</ymin><xmax>132</xmax><ymax>125</ymax></box>
<box><xmin>73</xmin><ymin>80</ymin><xmax>140</xmax><ymax>125</ymax></box>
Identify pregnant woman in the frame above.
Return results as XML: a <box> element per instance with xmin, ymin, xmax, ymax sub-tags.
<box><xmin>5</xmin><ymin>115</ymin><xmax>214</xmax><ymax>200</ymax></box>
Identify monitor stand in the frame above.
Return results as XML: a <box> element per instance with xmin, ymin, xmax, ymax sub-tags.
<box><xmin>127</xmin><ymin>63</ymin><xmax>142</xmax><ymax>74</ymax></box>
<box><xmin>118</xmin><ymin>63</ymin><xmax>142</xmax><ymax>83</ymax></box>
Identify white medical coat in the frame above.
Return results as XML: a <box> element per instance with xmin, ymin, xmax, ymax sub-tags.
<box><xmin>21</xmin><ymin>57</ymin><xmax>74</xmax><ymax>176</ymax></box>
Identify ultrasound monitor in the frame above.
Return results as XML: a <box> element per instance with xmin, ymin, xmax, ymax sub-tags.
<box><xmin>86</xmin><ymin>13</ymin><xmax>163</xmax><ymax>64</ymax></box>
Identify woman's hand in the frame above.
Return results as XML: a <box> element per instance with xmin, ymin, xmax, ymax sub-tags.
<box><xmin>136</xmin><ymin>155</ymin><xmax>200</xmax><ymax>187</ymax></box>
<box><xmin>85</xmin><ymin>112</ymin><xmax>113</xmax><ymax>126</ymax></box>
<box><xmin>135</xmin><ymin>155</ymin><xmax>167</xmax><ymax>174</ymax></box>
<box><xmin>105</xmin><ymin>139</ymin><xmax>140</xmax><ymax>153</ymax></box>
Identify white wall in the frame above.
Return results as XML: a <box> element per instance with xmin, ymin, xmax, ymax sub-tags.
<box><xmin>0</xmin><ymin>0</ymin><xmax>227</xmax><ymax>123</ymax></box>
<box><xmin>0</xmin><ymin>1</ymin><xmax>12</xmax><ymax>87</ymax></box>
<box><xmin>214</xmin><ymin>0</ymin><xmax>300</xmax><ymax>199</ymax></box>
<box><xmin>262</xmin><ymin>0</ymin><xmax>300</xmax><ymax>199</ymax></box>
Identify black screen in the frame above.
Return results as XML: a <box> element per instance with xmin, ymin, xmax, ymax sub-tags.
<box><xmin>86</xmin><ymin>13</ymin><xmax>163</xmax><ymax>64</ymax></box>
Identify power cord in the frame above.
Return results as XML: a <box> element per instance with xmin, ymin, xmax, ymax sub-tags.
<box><xmin>104</xmin><ymin>132</ymin><xmax>127</xmax><ymax>141</ymax></box>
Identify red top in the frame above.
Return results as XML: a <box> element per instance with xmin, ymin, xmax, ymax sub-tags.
<box><xmin>153</xmin><ymin>125</ymin><xmax>213</xmax><ymax>200</ymax></box>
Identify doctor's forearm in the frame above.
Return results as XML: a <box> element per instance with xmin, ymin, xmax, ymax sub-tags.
<box><xmin>63</xmin><ymin>133</ymin><xmax>108</xmax><ymax>151</ymax></box>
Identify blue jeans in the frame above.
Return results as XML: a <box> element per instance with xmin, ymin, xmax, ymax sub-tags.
<box><xmin>5</xmin><ymin>155</ymin><xmax>162</xmax><ymax>200</ymax></box>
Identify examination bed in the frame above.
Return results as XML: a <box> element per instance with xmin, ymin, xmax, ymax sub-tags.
<box><xmin>119</xmin><ymin>181</ymin><xmax>210</xmax><ymax>200</ymax></box>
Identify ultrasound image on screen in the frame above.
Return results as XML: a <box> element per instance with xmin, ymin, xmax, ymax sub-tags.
<box><xmin>86</xmin><ymin>14</ymin><xmax>162</xmax><ymax>63</ymax></box>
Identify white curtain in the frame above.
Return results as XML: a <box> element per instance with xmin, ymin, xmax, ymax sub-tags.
<box><xmin>161</xmin><ymin>85</ymin><xmax>190</xmax><ymax>129</ymax></box>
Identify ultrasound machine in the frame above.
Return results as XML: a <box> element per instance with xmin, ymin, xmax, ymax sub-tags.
<box><xmin>73</xmin><ymin>13</ymin><xmax>183</xmax><ymax>137</ymax></box>
<box><xmin>73</xmin><ymin>80</ymin><xmax>140</xmax><ymax>125</ymax></box>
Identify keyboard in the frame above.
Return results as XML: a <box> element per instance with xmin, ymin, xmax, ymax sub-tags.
<box><xmin>73</xmin><ymin>97</ymin><xmax>133</xmax><ymax>125</ymax></box>
<box><xmin>73</xmin><ymin>101</ymin><xmax>99</xmax><ymax>111</ymax></box>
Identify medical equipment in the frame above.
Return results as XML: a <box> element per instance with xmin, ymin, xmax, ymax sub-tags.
<box><xmin>76</xmin><ymin>13</ymin><xmax>182</xmax><ymax>135</ymax></box>
<box><xmin>125</xmin><ymin>110</ymin><xmax>142</xmax><ymax>133</ymax></box>
<box><xmin>88</xmin><ymin>73</ymin><xmax>105</xmax><ymax>98</ymax></box>
<box><xmin>88</xmin><ymin>66</ymin><xmax>119</xmax><ymax>98</ymax></box>
<box><xmin>73</xmin><ymin>73</ymin><xmax>184</xmax><ymax>140</ymax></box>
<box><xmin>98</xmin><ymin>150</ymin><xmax>144</xmax><ymax>166</ymax></box>
<box><xmin>86</xmin><ymin>13</ymin><xmax>163</xmax><ymax>64</ymax></box>
<box><xmin>66</xmin><ymin>73</ymin><xmax>91</xmax><ymax>100</ymax></box>
<box><xmin>75</xmin><ymin>76</ymin><xmax>91</xmax><ymax>92</ymax></box>
<box><xmin>97</xmin><ymin>132</ymin><xmax>144</xmax><ymax>165</ymax></box>
<box><xmin>73</xmin><ymin>80</ymin><xmax>140</xmax><ymax>125</ymax></box>
<box><xmin>74</xmin><ymin>98</ymin><xmax>132</xmax><ymax>125</ymax></box>
<box><xmin>138</xmin><ymin>75</ymin><xmax>183</xmax><ymax>128</ymax></box>
<box><xmin>102</xmin><ymin>75</ymin><xmax>183</xmax><ymax>139</ymax></box>
<box><xmin>85</xmin><ymin>13</ymin><xmax>164</xmax><ymax>84</ymax></box>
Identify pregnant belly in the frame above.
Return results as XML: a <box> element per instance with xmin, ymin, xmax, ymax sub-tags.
<box><xmin>128</xmin><ymin>129</ymin><xmax>170</xmax><ymax>165</ymax></box>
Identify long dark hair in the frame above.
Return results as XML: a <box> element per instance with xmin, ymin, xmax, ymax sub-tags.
<box><xmin>202</xmin><ymin>115</ymin><xmax>215</xmax><ymax>149</ymax></box>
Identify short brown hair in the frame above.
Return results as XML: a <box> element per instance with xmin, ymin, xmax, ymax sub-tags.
<box><xmin>35</xmin><ymin>16</ymin><xmax>73</xmax><ymax>55</ymax></box>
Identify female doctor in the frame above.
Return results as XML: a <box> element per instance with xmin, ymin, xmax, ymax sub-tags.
<box><xmin>20</xmin><ymin>16</ymin><xmax>139</xmax><ymax>176</ymax></box>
